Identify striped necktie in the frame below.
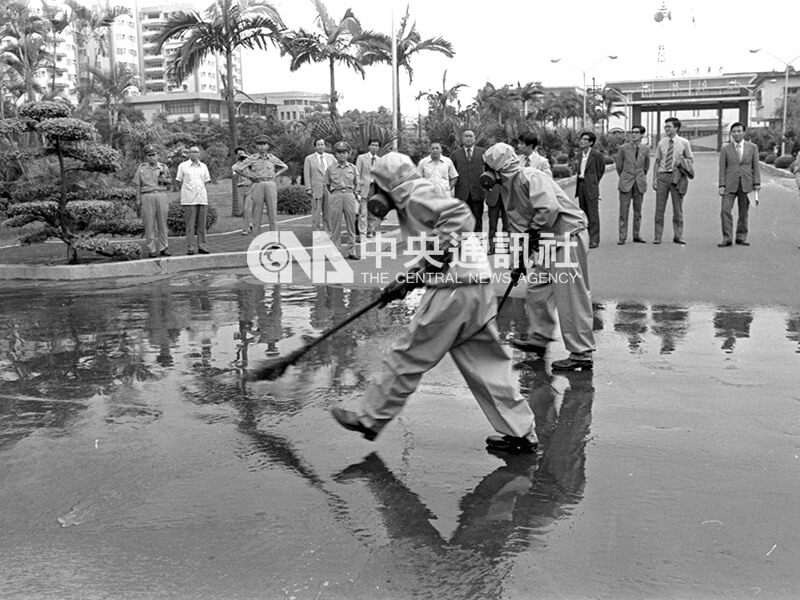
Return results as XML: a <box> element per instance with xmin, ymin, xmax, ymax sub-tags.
<box><xmin>524</xmin><ymin>156</ymin><xmax>531</xmax><ymax>167</ymax></box>
<box><xmin>665</xmin><ymin>138</ymin><xmax>674</xmax><ymax>171</ymax></box>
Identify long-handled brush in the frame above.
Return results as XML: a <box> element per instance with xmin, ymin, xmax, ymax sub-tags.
<box><xmin>247</xmin><ymin>293</ymin><xmax>386</xmax><ymax>381</ymax></box>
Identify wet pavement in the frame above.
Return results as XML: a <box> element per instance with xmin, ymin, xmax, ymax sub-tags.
<box><xmin>1</xmin><ymin>274</ymin><xmax>799</xmax><ymax>599</ymax></box>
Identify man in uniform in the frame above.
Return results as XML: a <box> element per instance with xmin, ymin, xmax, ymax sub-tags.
<box><xmin>134</xmin><ymin>144</ymin><xmax>172</xmax><ymax>258</ymax></box>
<box><xmin>233</xmin><ymin>134</ymin><xmax>288</xmax><ymax>234</ymax></box>
<box><xmin>483</xmin><ymin>142</ymin><xmax>595</xmax><ymax>371</ymax></box>
<box><xmin>331</xmin><ymin>152</ymin><xmax>538</xmax><ymax>454</ymax></box>
<box><xmin>324</xmin><ymin>141</ymin><xmax>360</xmax><ymax>260</ymax></box>
<box><xmin>234</xmin><ymin>146</ymin><xmax>254</xmax><ymax>235</ymax></box>
<box><xmin>355</xmin><ymin>138</ymin><xmax>381</xmax><ymax>239</ymax></box>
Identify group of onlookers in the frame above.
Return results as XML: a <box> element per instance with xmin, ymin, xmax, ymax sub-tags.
<box><xmin>132</xmin><ymin>115</ymin><xmax>776</xmax><ymax>260</ymax></box>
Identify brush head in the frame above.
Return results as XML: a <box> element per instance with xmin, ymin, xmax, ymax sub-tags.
<box><xmin>247</xmin><ymin>347</ymin><xmax>307</xmax><ymax>381</ymax></box>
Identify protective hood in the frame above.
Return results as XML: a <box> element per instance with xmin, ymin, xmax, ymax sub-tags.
<box><xmin>482</xmin><ymin>143</ymin><xmax>520</xmax><ymax>176</ymax></box>
<box><xmin>371</xmin><ymin>152</ymin><xmax>420</xmax><ymax>194</ymax></box>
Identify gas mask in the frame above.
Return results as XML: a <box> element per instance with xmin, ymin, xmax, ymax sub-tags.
<box><xmin>367</xmin><ymin>182</ymin><xmax>395</xmax><ymax>219</ymax></box>
<box><xmin>479</xmin><ymin>165</ymin><xmax>500</xmax><ymax>190</ymax></box>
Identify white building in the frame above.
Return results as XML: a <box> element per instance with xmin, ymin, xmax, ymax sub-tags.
<box><xmin>137</xmin><ymin>3</ymin><xmax>242</xmax><ymax>96</ymax></box>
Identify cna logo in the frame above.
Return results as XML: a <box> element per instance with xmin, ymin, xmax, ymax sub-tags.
<box><xmin>247</xmin><ymin>231</ymin><xmax>354</xmax><ymax>284</ymax></box>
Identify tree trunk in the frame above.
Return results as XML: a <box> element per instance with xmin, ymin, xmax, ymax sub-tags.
<box><xmin>329</xmin><ymin>57</ymin><xmax>338</xmax><ymax>124</ymax></box>
<box><xmin>226</xmin><ymin>51</ymin><xmax>240</xmax><ymax>217</ymax></box>
<box><xmin>395</xmin><ymin>65</ymin><xmax>402</xmax><ymax>148</ymax></box>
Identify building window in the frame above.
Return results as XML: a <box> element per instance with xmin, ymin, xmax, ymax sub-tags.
<box><xmin>116</xmin><ymin>48</ymin><xmax>125</xmax><ymax>55</ymax></box>
<box><xmin>166</xmin><ymin>101</ymin><xmax>195</xmax><ymax>114</ymax></box>
<box><xmin>293</xmin><ymin>111</ymin><xmax>297</xmax><ymax>120</ymax></box>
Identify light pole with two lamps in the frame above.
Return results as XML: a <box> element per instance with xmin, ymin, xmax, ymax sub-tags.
<box><xmin>550</xmin><ymin>55</ymin><xmax>618</xmax><ymax>129</ymax></box>
<box><xmin>749</xmin><ymin>48</ymin><xmax>800</xmax><ymax>156</ymax></box>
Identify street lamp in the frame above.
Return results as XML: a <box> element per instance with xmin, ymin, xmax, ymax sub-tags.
<box><xmin>749</xmin><ymin>48</ymin><xmax>800</xmax><ymax>155</ymax></box>
<box><xmin>550</xmin><ymin>55</ymin><xmax>618</xmax><ymax>129</ymax></box>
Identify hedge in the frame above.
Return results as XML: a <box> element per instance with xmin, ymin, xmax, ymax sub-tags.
<box><xmin>167</xmin><ymin>200</ymin><xmax>218</xmax><ymax>235</ymax></box>
<box><xmin>773</xmin><ymin>155</ymin><xmax>794</xmax><ymax>169</ymax></box>
<box><xmin>765</xmin><ymin>153</ymin><xmax>776</xmax><ymax>164</ymax></box>
<box><xmin>277</xmin><ymin>185</ymin><xmax>311</xmax><ymax>215</ymax></box>
<box><xmin>551</xmin><ymin>165</ymin><xmax>572</xmax><ymax>179</ymax></box>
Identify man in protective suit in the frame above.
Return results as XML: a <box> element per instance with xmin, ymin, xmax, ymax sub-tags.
<box><xmin>331</xmin><ymin>152</ymin><xmax>538</xmax><ymax>454</ymax></box>
<box><xmin>482</xmin><ymin>143</ymin><xmax>595</xmax><ymax>371</ymax></box>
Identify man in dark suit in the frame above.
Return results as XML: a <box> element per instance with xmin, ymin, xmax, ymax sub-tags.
<box><xmin>452</xmin><ymin>130</ymin><xmax>486</xmax><ymax>232</ymax></box>
<box><xmin>615</xmin><ymin>125</ymin><xmax>650</xmax><ymax>244</ymax></box>
<box><xmin>574</xmin><ymin>131</ymin><xmax>607</xmax><ymax>248</ymax></box>
<box><xmin>717</xmin><ymin>122</ymin><xmax>760</xmax><ymax>247</ymax></box>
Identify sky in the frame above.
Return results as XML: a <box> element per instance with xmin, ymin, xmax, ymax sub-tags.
<box><xmin>236</xmin><ymin>0</ymin><xmax>800</xmax><ymax>114</ymax></box>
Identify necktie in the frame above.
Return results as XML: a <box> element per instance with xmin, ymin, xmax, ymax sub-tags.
<box><xmin>737</xmin><ymin>143</ymin><xmax>742</xmax><ymax>160</ymax></box>
<box><xmin>466</xmin><ymin>148</ymin><xmax>472</xmax><ymax>162</ymax></box>
<box><xmin>635</xmin><ymin>145</ymin><xmax>639</xmax><ymax>162</ymax></box>
<box><xmin>524</xmin><ymin>156</ymin><xmax>531</xmax><ymax>167</ymax></box>
<box><xmin>319</xmin><ymin>154</ymin><xmax>324</xmax><ymax>169</ymax></box>
<box><xmin>665</xmin><ymin>139</ymin><xmax>674</xmax><ymax>171</ymax></box>
<box><xmin>371</xmin><ymin>155</ymin><xmax>375</xmax><ymax>166</ymax></box>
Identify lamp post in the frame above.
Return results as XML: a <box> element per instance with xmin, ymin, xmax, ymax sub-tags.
<box><xmin>749</xmin><ymin>48</ymin><xmax>800</xmax><ymax>156</ymax></box>
<box><xmin>550</xmin><ymin>55</ymin><xmax>618</xmax><ymax>129</ymax></box>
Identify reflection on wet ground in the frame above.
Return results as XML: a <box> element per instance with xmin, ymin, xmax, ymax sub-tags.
<box><xmin>1</xmin><ymin>274</ymin><xmax>799</xmax><ymax>599</ymax></box>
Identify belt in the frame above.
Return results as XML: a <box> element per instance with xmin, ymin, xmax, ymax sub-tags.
<box><xmin>141</xmin><ymin>189</ymin><xmax>166</xmax><ymax>194</ymax></box>
<box><xmin>330</xmin><ymin>189</ymin><xmax>355</xmax><ymax>193</ymax></box>
<box><xmin>254</xmin><ymin>177</ymin><xmax>275</xmax><ymax>182</ymax></box>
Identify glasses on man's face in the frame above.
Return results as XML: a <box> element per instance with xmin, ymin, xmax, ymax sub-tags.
<box><xmin>146</xmin><ymin>152</ymin><xmax>156</xmax><ymax>156</ymax></box>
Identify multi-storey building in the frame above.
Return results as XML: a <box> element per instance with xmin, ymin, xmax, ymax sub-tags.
<box><xmin>137</xmin><ymin>3</ymin><xmax>242</xmax><ymax>96</ymax></box>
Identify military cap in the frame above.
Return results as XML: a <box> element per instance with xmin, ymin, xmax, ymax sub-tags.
<box><xmin>143</xmin><ymin>144</ymin><xmax>157</xmax><ymax>154</ymax></box>
<box><xmin>254</xmin><ymin>134</ymin><xmax>272</xmax><ymax>145</ymax></box>
<box><xmin>333</xmin><ymin>141</ymin><xmax>351</xmax><ymax>153</ymax></box>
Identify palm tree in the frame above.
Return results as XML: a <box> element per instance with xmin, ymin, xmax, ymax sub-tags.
<box><xmin>0</xmin><ymin>1</ymin><xmax>52</xmax><ymax>102</ymax></box>
<box><xmin>85</xmin><ymin>63</ymin><xmax>139</xmax><ymax>144</ymax></box>
<box><xmin>281</xmin><ymin>0</ymin><xmax>381</xmax><ymax>124</ymax></box>
<box><xmin>155</xmin><ymin>0</ymin><xmax>284</xmax><ymax>216</ymax></box>
<box><xmin>417</xmin><ymin>69</ymin><xmax>465</xmax><ymax>121</ymax></box>
<box><xmin>512</xmin><ymin>81</ymin><xmax>543</xmax><ymax>120</ymax></box>
<box><xmin>41</xmin><ymin>1</ymin><xmax>71</xmax><ymax>97</ymax></box>
<box><xmin>64</xmin><ymin>0</ymin><xmax>131</xmax><ymax>85</ymax></box>
<box><xmin>358</xmin><ymin>5</ymin><xmax>454</xmax><ymax>144</ymax></box>
<box><xmin>474</xmin><ymin>82</ymin><xmax>515</xmax><ymax>125</ymax></box>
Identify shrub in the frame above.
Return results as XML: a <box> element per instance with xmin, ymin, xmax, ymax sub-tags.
<box><xmin>774</xmin><ymin>154</ymin><xmax>794</xmax><ymax>169</ymax></box>
<box><xmin>277</xmin><ymin>185</ymin><xmax>311</xmax><ymax>215</ymax></box>
<box><xmin>552</xmin><ymin>165</ymin><xmax>572</xmax><ymax>179</ymax></box>
<box><xmin>554</xmin><ymin>153</ymin><xmax>569</xmax><ymax>164</ymax></box>
<box><xmin>167</xmin><ymin>200</ymin><xmax>218</xmax><ymax>235</ymax></box>
<box><xmin>759</xmin><ymin>151</ymin><xmax>769</xmax><ymax>161</ymax></box>
<box><xmin>765</xmin><ymin>153</ymin><xmax>776</xmax><ymax>164</ymax></box>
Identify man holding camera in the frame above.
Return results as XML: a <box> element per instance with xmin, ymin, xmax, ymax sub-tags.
<box><xmin>134</xmin><ymin>144</ymin><xmax>172</xmax><ymax>258</ymax></box>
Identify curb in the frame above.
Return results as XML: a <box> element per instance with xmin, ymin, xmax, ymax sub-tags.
<box><xmin>0</xmin><ymin>227</ymin><xmax>404</xmax><ymax>281</ymax></box>
<box><xmin>0</xmin><ymin>251</ymin><xmax>250</xmax><ymax>280</ymax></box>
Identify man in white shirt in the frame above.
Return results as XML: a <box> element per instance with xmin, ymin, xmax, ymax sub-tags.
<box><xmin>418</xmin><ymin>141</ymin><xmax>458</xmax><ymax>197</ymax></box>
<box><xmin>303</xmin><ymin>138</ymin><xmax>336</xmax><ymax>232</ymax></box>
<box><xmin>176</xmin><ymin>145</ymin><xmax>211</xmax><ymax>255</ymax></box>
<box><xmin>652</xmin><ymin>117</ymin><xmax>694</xmax><ymax>245</ymax></box>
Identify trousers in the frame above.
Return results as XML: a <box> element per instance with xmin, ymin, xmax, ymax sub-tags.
<box><xmin>654</xmin><ymin>172</ymin><xmax>683</xmax><ymax>241</ymax></box>
<box><xmin>141</xmin><ymin>192</ymin><xmax>169</xmax><ymax>253</ymax></box>
<box><xmin>358</xmin><ymin>284</ymin><xmax>536</xmax><ymax>439</ymax></box>
<box><xmin>251</xmin><ymin>180</ymin><xmax>278</xmax><ymax>233</ymax></box>
<box><xmin>522</xmin><ymin>230</ymin><xmax>595</xmax><ymax>359</ymax></box>
<box><xmin>576</xmin><ymin>180</ymin><xmax>600</xmax><ymax>245</ymax></box>
<box><xmin>328</xmin><ymin>191</ymin><xmax>358</xmax><ymax>255</ymax></box>
<box><xmin>720</xmin><ymin>182</ymin><xmax>749</xmax><ymax>243</ymax></box>
<box><xmin>618</xmin><ymin>187</ymin><xmax>644</xmax><ymax>242</ymax></box>
<box><xmin>183</xmin><ymin>204</ymin><xmax>207</xmax><ymax>251</ymax></box>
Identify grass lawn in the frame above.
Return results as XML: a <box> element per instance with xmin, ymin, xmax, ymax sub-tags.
<box><xmin>0</xmin><ymin>180</ymin><xmax>306</xmax><ymax>265</ymax></box>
